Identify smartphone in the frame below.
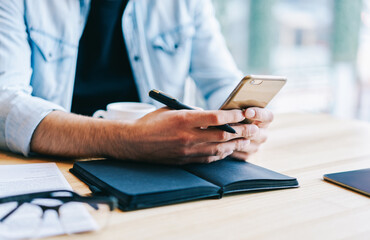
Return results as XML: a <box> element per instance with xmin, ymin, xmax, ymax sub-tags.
<box><xmin>219</xmin><ymin>75</ymin><xmax>286</xmax><ymax>122</ymax></box>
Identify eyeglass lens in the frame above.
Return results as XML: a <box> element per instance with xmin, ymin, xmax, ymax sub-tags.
<box><xmin>0</xmin><ymin>198</ymin><xmax>112</xmax><ymax>239</ymax></box>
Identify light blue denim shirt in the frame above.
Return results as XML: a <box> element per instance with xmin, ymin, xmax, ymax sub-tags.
<box><xmin>0</xmin><ymin>0</ymin><xmax>242</xmax><ymax>156</ymax></box>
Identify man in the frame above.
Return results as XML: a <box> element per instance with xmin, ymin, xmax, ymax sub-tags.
<box><xmin>0</xmin><ymin>0</ymin><xmax>273</xmax><ymax>164</ymax></box>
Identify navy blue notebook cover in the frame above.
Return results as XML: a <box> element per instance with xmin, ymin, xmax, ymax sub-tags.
<box><xmin>324</xmin><ymin>168</ymin><xmax>370</xmax><ymax>197</ymax></box>
<box><xmin>71</xmin><ymin>157</ymin><xmax>299</xmax><ymax>211</ymax></box>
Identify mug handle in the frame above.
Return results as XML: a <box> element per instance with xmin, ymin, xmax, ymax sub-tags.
<box><xmin>92</xmin><ymin>110</ymin><xmax>107</xmax><ymax>119</ymax></box>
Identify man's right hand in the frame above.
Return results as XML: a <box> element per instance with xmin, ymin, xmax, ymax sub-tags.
<box><xmin>108</xmin><ymin>108</ymin><xmax>259</xmax><ymax>164</ymax></box>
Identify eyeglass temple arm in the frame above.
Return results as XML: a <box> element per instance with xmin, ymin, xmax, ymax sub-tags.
<box><xmin>0</xmin><ymin>202</ymin><xmax>23</xmax><ymax>222</ymax></box>
<box><xmin>0</xmin><ymin>190</ymin><xmax>76</xmax><ymax>204</ymax></box>
<box><xmin>58</xmin><ymin>196</ymin><xmax>118</xmax><ymax>211</ymax></box>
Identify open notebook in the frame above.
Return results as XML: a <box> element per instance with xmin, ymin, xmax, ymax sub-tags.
<box><xmin>70</xmin><ymin>157</ymin><xmax>299</xmax><ymax>211</ymax></box>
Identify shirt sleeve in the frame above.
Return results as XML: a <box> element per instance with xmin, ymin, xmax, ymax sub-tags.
<box><xmin>189</xmin><ymin>0</ymin><xmax>244</xmax><ymax>110</ymax></box>
<box><xmin>0</xmin><ymin>1</ymin><xmax>65</xmax><ymax>156</ymax></box>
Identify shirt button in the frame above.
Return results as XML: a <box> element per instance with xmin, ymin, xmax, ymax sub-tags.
<box><xmin>134</xmin><ymin>56</ymin><xmax>140</xmax><ymax>61</ymax></box>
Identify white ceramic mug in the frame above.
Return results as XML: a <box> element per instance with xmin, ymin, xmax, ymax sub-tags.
<box><xmin>92</xmin><ymin>102</ymin><xmax>156</xmax><ymax>121</ymax></box>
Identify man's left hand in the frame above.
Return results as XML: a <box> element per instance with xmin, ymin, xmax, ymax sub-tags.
<box><xmin>230</xmin><ymin>107</ymin><xmax>274</xmax><ymax>161</ymax></box>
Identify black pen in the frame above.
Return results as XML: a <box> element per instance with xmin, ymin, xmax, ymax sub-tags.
<box><xmin>149</xmin><ymin>89</ymin><xmax>236</xmax><ymax>134</ymax></box>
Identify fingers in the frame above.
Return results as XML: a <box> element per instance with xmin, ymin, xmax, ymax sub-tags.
<box><xmin>193</xmin><ymin>123</ymin><xmax>259</xmax><ymax>143</ymax></box>
<box><xmin>232</xmin><ymin>124</ymin><xmax>259</xmax><ymax>139</ymax></box>
<box><xmin>183</xmin><ymin>109</ymin><xmax>245</xmax><ymax>127</ymax></box>
<box><xmin>245</xmin><ymin>108</ymin><xmax>273</xmax><ymax>128</ymax></box>
<box><xmin>231</xmin><ymin>141</ymin><xmax>261</xmax><ymax>161</ymax></box>
<box><xmin>185</xmin><ymin>139</ymin><xmax>250</xmax><ymax>158</ymax></box>
<box><xmin>231</xmin><ymin>151</ymin><xmax>250</xmax><ymax>161</ymax></box>
<box><xmin>174</xmin><ymin>139</ymin><xmax>260</xmax><ymax>164</ymax></box>
<box><xmin>190</xmin><ymin>136</ymin><xmax>263</xmax><ymax>162</ymax></box>
<box><xmin>251</xmin><ymin>128</ymin><xmax>268</xmax><ymax>144</ymax></box>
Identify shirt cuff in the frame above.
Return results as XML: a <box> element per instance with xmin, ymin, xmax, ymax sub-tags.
<box><xmin>5</xmin><ymin>95</ymin><xmax>65</xmax><ymax>156</ymax></box>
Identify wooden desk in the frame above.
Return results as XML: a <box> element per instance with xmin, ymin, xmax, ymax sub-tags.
<box><xmin>1</xmin><ymin>113</ymin><xmax>369</xmax><ymax>240</ymax></box>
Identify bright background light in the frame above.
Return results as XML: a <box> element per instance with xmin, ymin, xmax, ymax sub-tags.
<box><xmin>210</xmin><ymin>0</ymin><xmax>370</xmax><ymax>121</ymax></box>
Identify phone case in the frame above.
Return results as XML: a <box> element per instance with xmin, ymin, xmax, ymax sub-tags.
<box><xmin>220</xmin><ymin>75</ymin><xmax>286</xmax><ymax>110</ymax></box>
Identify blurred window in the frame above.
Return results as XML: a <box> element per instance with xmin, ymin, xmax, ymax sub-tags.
<box><xmin>212</xmin><ymin>0</ymin><xmax>369</xmax><ymax>121</ymax></box>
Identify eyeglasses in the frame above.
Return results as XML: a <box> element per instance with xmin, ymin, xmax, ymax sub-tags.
<box><xmin>0</xmin><ymin>190</ymin><xmax>118</xmax><ymax>240</ymax></box>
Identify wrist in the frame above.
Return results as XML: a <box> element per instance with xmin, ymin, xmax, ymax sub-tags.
<box><xmin>98</xmin><ymin>120</ymin><xmax>135</xmax><ymax>160</ymax></box>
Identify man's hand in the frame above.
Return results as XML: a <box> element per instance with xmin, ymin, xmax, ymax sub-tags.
<box><xmin>110</xmin><ymin>107</ymin><xmax>259</xmax><ymax>164</ymax></box>
<box><xmin>230</xmin><ymin>107</ymin><xmax>274</xmax><ymax>161</ymax></box>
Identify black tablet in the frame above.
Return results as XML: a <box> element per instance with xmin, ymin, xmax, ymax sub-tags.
<box><xmin>324</xmin><ymin>168</ymin><xmax>370</xmax><ymax>197</ymax></box>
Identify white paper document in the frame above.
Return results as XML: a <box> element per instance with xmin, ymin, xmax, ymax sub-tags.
<box><xmin>0</xmin><ymin>163</ymin><xmax>97</xmax><ymax>239</ymax></box>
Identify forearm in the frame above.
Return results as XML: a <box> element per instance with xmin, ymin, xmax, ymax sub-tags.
<box><xmin>29</xmin><ymin>108</ymin><xmax>269</xmax><ymax>164</ymax></box>
<box><xmin>30</xmin><ymin>111</ymin><xmax>129</xmax><ymax>158</ymax></box>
